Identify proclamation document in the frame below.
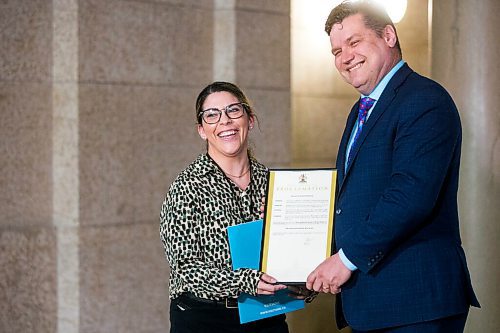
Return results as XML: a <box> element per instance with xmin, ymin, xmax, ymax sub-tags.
<box><xmin>261</xmin><ymin>169</ymin><xmax>337</xmax><ymax>284</ymax></box>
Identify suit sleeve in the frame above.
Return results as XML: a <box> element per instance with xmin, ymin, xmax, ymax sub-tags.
<box><xmin>342</xmin><ymin>86</ymin><xmax>461</xmax><ymax>273</ymax></box>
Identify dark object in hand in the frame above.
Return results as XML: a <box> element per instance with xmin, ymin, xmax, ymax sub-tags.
<box><xmin>287</xmin><ymin>285</ymin><xmax>318</xmax><ymax>303</ymax></box>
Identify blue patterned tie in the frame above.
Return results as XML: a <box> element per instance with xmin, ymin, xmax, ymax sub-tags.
<box><xmin>347</xmin><ymin>97</ymin><xmax>376</xmax><ymax>167</ymax></box>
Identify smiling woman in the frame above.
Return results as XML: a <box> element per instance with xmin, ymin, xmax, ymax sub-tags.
<box><xmin>197</xmin><ymin>92</ymin><xmax>253</xmax><ymax>176</ymax></box>
<box><xmin>159</xmin><ymin>82</ymin><xmax>290</xmax><ymax>333</ymax></box>
<box><xmin>195</xmin><ymin>83</ymin><xmax>257</xmax><ymax>188</ymax></box>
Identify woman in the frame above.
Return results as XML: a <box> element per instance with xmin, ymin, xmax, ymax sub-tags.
<box><xmin>159</xmin><ymin>82</ymin><xmax>289</xmax><ymax>333</ymax></box>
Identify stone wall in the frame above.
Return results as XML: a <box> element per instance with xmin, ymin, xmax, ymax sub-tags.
<box><xmin>0</xmin><ymin>1</ymin><xmax>291</xmax><ymax>332</ymax></box>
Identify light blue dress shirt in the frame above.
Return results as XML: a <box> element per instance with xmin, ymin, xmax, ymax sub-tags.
<box><xmin>339</xmin><ymin>60</ymin><xmax>405</xmax><ymax>271</ymax></box>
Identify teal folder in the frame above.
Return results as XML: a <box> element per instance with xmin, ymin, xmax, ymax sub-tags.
<box><xmin>227</xmin><ymin>219</ymin><xmax>305</xmax><ymax>324</ymax></box>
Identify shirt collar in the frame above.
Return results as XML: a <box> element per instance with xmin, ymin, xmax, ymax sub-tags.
<box><xmin>192</xmin><ymin>153</ymin><xmax>258</xmax><ymax>178</ymax></box>
<box><xmin>191</xmin><ymin>153</ymin><xmax>218</xmax><ymax>178</ymax></box>
<box><xmin>363</xmin><ymin>60</ymin><xmax>405</xmax><ymax>100</ymax></box>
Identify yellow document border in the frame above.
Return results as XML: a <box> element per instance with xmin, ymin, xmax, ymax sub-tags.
<box><xmin>260</xmin><ymin>169</ymin><xmax>337</xmax><ymax>283</ymax></box>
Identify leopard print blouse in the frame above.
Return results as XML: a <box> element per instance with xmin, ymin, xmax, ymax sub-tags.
<box><xmin>159</xmin><ymin>153</ymin><xmax>268</xmax><ymax>301</ymax></box>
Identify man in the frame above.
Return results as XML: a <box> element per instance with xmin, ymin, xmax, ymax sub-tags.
<box><xmin>306</xmin><ymin>1</ymin><xmax>479</xmax><ymax>332</ymax></box>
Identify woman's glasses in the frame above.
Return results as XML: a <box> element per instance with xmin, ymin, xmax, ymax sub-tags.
<box><xmin>199</xmin><ymin>102</ymin><xmax>248</xmax><ymax>124</ymax></box>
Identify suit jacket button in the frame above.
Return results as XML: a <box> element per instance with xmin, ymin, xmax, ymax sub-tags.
<box><xmin>336</xmin><ymin>209</ymin><xmax>342</xmax><ymax>215</ymax></box>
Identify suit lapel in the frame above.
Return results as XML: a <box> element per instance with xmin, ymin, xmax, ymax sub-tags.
<box><xmin>338</xmin><ymin>64</ymin><xmax>413</xmax><ymax>193</ymax></box>
<box><xmin>337</xmin><ymin>102</ymin><xmax>359</xmax><ymax>186</ymax></box>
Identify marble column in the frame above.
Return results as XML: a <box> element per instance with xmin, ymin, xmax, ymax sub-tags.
<box><xmin>231</xmin><ymin>0</ymin><xmax>292</xmax><ymax>167</ymax></box>
<box><xmin>53</xmin><ymin>1</ymin><xmax>80</xmax><ymax>332</ymax></box>
<box><xmin>0</xmin><ymin>1</ymin><xmax>56</xmax><ymax>332</ymax></box>
<box><xmin>432</xmin><ymin>0</ymin><xmax>500</xmax><ymax>331</ymax></box>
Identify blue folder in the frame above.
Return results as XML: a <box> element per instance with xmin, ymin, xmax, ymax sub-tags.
<box><xmin>226</xmin><ymin>219</ymin><xmax>305</xmax><ymax>324</ymax></box>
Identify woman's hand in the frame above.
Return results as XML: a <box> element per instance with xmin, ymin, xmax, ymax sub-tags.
<box><xmin>259</xmin><ymin>196</ymin><xmax>266</xmax><ymax>219</ymax></box>
<box><xmin>256</xmin><ymin>273</ymin><xmax>287</xmax><ymax>295</ymax></box>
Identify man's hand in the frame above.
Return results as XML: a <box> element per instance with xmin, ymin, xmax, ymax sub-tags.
<box><xmin>306</xmin><ymin>253</ymin><xmax>352</xmax><ymax>294</ymax></box>
<box><xmin>256</xmin><ymin>273</ymin><xmax>287</xmax><ymax>295</ymax></box>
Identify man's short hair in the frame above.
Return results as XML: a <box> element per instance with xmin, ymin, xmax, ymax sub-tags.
<box><xmin>325</xmin><ymin>0</ymin><xmax>402</xmax><ymax>55</ymax></box>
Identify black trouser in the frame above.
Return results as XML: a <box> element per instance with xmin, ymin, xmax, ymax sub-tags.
<box><xmin>170</xmin><ymin>294</ymin><xmax>289</xmax><ymax>333</ymax></box>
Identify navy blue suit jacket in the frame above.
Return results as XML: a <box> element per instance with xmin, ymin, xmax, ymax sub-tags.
<box><xmin>334</xmin><ymin>64</ymin><xmax>479</xmax><ymax>330</ymax></box>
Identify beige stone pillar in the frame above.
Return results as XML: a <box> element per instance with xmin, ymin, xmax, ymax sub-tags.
<box><xmin>53</xmin><ymin>1</ymin><xmax>80</xmax><ymax>332</ymax></box>
<box><xmin>232</xmin><ymin>0</ymin><xmax>292</xmax><ymax>167</ymax></box>
<box><xmin>1</xmin><ymin>1</ymin><xmax>57</xmax><ymax>332</ymax></box>
<box><xmin>432</xmin><ymin>0</ymin><xmax>500</xmax><ymax>331</ymax></box>
<box><xmin>214</xmin><ymin>0</ymin><xmax>292</xmax><ymax>168</ymax></box>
